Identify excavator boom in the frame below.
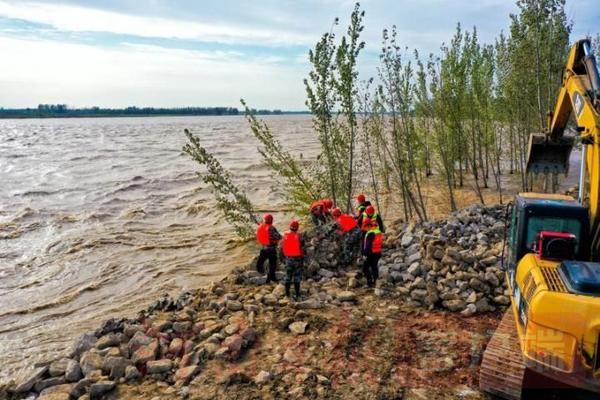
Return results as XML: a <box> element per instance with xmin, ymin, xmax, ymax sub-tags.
<box><xmin>525</xmin><ymin>38</ymin><xmax>600</xmax><ymax>257</ymax></box>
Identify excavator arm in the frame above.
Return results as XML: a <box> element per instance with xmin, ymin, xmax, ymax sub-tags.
<box><xmin>526</xmin><ymin>39</ymin><xmax>600</xmax><ymax>258</ymax></box>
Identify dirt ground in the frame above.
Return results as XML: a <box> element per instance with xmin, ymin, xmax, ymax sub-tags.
<box><xmin>113</xmin><ymin>287</ymin><xmax>503</xmax><ymax>400</ymax></box>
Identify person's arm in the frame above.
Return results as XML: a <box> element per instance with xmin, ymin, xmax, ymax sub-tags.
<box><xmin>269</xmin><ymin>226</ymin><xmax>282</xmax><ymax>244</ymax></box>
<box><xmin>300</xmin><ymin>235</ymin><xmax>307</xmax><ymax>257</ymax></box>
<box><xmin>357</xmin><ymin>213</ymin><xmax>364</xmax><ymax>227</ymax></box>
<box><xmin>377</xmin><ymin>215</ymin><xmax>385</xmax><ymax>233</ymax></box>
<box><xmin>363</xmin><ymin>233</ymin><xmax>373</xmax><ymax>255</ymax></box>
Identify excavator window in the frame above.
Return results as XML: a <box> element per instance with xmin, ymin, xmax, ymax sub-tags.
<box><xmin>526</xmin><ymin>216</ymin><xmax>581</xmax><ymax>255</ymax></box>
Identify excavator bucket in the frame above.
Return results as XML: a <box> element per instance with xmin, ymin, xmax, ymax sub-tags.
<box><xmin>526</xmin><ymin>134</ymin><xmax>574</xmax><ymax>175</ymax></box>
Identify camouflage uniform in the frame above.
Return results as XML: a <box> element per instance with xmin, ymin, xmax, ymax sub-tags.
<box><xmin>341</xmin><ymin>226</ymin><xmax>362</xmax><ymax>266</ymax></box>
<box><xmin>284</xmin><ymin>257</ymin><xmax>304</xmax><ymax>284</ymax></box>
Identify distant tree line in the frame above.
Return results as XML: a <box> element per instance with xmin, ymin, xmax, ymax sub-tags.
<box><xmin>0</xmin><ymin>105</ymin><xmax>297</xmax><ymax>119</ymax></box>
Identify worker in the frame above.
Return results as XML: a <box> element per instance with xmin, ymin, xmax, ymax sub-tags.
<box><xmin>280</xmin><ymin>220</ymin><xmax>306</xmax><ymax>300</ymax></box>
<box><xmin>358</xmin><ymin>205</ymin><xmax>385</xmax><ymax>234</ymax></box>
<box><xmin>362</xmin><ymin>220</ymin><xmax>384</xmax><ymax>287</ymax></box>
<box><xmin>355</xmin><ymin>193</ymin><xmax>372</xmax><ymax>217</ymax></box>
<box><xmin>255</xmin><ymin>214</ymin><xmax>282</xmax><ymax>283</ymax></box>
<box><xmin>310</xmin><ymin>198</ymin><xmax>333</xmax><ymax>226</ymax></box>
<box><xmin>331</xmin><ymin>207</ymin><xmax>361</xmax><ymax>266</ymax></box>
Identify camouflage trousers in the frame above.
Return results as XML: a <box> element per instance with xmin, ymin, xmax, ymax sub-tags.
<box><xmin>341</xmin><ymin>227</ymin><xmax>361</xmax><ymax>265</ymax></box>
<box><xmin>284</xmin><ymin>257</ymin><xmax>304</xmax><ymax>284</ymax></box>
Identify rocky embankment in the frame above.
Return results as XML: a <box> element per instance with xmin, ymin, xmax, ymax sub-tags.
<box><xmin>4</xmin><ymin>204</ymin><xmax>508</xmax><ymax>400</ymax></box>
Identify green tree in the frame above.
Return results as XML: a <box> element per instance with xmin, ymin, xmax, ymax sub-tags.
<box><xmin>182</xmin><ymin>129</ymin><xmax>258</xmax><ymax>239</ymax></box>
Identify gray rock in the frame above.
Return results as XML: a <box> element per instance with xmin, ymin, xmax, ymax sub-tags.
<box><xmin>38</xmin><ymin>383</ymin><xmax>74</xmax><ymax>400</ymax></box>
<box><xmin>480</xmin><ymin>253</ymin><xmax>496</xmax><ymax>264</ymax></box>
<box><xmin>124</xmin><ymin>365</ymin><xmax>142</xmax><ymax>381</ymax></box>
<box><xmin>226</xmin><ymin>300</ymin><xmax>243</xmax><ymax>312</ymax></box>
<box><xmin>214</xmin><ymin>347</ymin><xmax>230</xmax><ymax>360</ymax></box>
<box><xmin>65</xmin><ymin>360</ymin><xmax>82</xmax><ymax>382</ymax></box>
<box><xmin>89</xmin><ymin>380</ymin><xmax>115</xmax><ymax>399</ymax></box>
<box><xmin>224</xmin><ymin>323</ymin><xmax>240</xmax><ymax>336</ymax></box>
<box><xmin>128</xmin><ymin>331</ymin><xmax>153</xmax><ymax>352</ymax></box>
<box><xmin>70</xmin><ymin>378</ymin><xmax>92</xmax><ymax>398</ymax></box>
<box><xmin>407</xmin><ymin>263</ymin><xmax>421</xmax><ymax>276</ymax></box>
<box><xmin>289</xmin><ymin>321</ymin><xmax>308</xmax><ymax>335</ymax></box>
<box><xmin>441</xmin><ymin>254</ymin><xmax>456</xmax><ymax>266</ymax></box>
<box><xmin>70</xmin><ymin>332</ymin><xmax>97</xmax><ymax>359</ymax></box>
<box><xmin>147</xmin><ymin>359</ymin><xmax>172</xmax><ymax>374</ymax></box>
<box><xmin>34</xmin><ymin>377</ymin><xmax>65</xmax><ymax>393</ymax></box>
<box><xmin>263</xmin><ymin>294</ymin><xmax>278</xmax><ymax>306</ymax></box>
<box><xmin>475</xmin><ymin>298</ymin><xmax>491</xmax><ymax>312</ymax></box>
<box><xmin>103</xmin><ymin>356</ymin><xmax>132</xmax><ymax>380</ymax></box>
<box><xmin>400</xmin><ymin>234</ymin><xmax>413</xmax><ymax>247</ymax></box>
<box><xmin>123</xmin><ymin>323</ymin><xmax>143</xmax><ymax>337</ymax></box>
<box><xmin>337</xmin><ymin>291</ymin><xmax>357</xmax><ymax>302</ymax></box>
<box><xmin>406</xmin><ymin>252</ymin><xmax>422</xmax><ymax>264</ymax></box>
<box><xmin>247</xmin><ymin>276</ymin><xmax>267</xmax><ymax>285</ymax></box>
<box><xmin>469</xmin><ymin>278</ymin><xmax>487</xmax><ymax>292</ymax></box>
<box><xmin>318</xmin><ymin>268</ymin><xmax>335</xmax><ymax>278</ymax></box>
<box><xmin>442</xmin><ymin>299</ymin><xmax>466</xmax><ymax>312</ymax></box>
<box><xmin>295</xmin><ymin>298</ymin><xmax>322</xmax><ymax>309</ymax></box>
<box><xmin>466</xmin><ymin>291</ymin><xmax>477</xmax><ymax>304</ymax></box>
<box><xmin>461</xmin><ymin>304</ymin><xmax>477</xmax><ymax>317</ymax></box>
<box><xmin>80</xmin><ymin>352</ymin><xmax>103</xmax><ymax>376</ymax></box>
<box><xmin>493</xmin><ymin>295</ymin><xmax>510</xmax><ymax>305</ymax></box>
<box><xmin>485</xmin><ymin>271</ymin><xmax>500</xmax><ymax>287</ymax></box>
<box><xmin>131</xmin><ymin>339</ymin><xmax>158</xmax><ymax>364</ymax></box>
<box><xmin>254</xmin><ymin>370</ymin><xmax>272</xmax><ymax>385</ymax></box>
<box><xmin>410</xmin><ymin>289</ymin><xmax>428</xmax><ymax>302</ymax></box>
<box><xmin>96</xmin><ymin>333</ymin><xmax>120</xmax><ymax>350</ymax></box>
<box><xmin>173</xmin><ymin>321</ymin><xmax>192</xmax><ymax>333</ymax></box>
<box><xmin>48</xmin><ymin>358</ymin><xmax>70</xmax><ymax>377</ymax></box>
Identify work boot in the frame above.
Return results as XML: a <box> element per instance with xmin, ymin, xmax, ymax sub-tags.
<box><xmin>285</xmin><ymin>283</ymin><xmax>291</xmax><ymax>298</ymax></box>
<box><xmin>294</xmin><ymin>282</ymin><xmax>301</xmax><ymax>300</ymax></box>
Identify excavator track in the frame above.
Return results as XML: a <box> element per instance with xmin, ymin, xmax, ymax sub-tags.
<box><xmin>479</xmin><ymin>309</ymin><xmax>526</xmax><ymax>400</ymax></box>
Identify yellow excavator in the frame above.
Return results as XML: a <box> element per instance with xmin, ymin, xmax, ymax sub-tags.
<box><xmin>479</xmin><ymin>38</ymin><xmax>600</xmax><ymax>399</ymax></box>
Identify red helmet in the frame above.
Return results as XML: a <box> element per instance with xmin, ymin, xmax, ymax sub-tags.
<box><xmin>357</xmin><ymin>194</ymin><xmax>366</xmax><ymax>203</ymax></box>
<box><xmin>332</xmin><ymin>207</ymin><xmax>342</xmax><ymax>217</ymax></box>
<box><xmin>323</xmin><ymin>199</ymin><xmax>333</xmax><ymax>208</ymax></box>
<box><xmin>289</xmin><ymin>220</ymin><xmax>299</xmax><ymax>231</ymax></box>
<box><xmin>365</xmin><ymin>205</ymin><xmax>375</xmax><ymax>216</ymax></box>
<box><xmin>263</xmin><ymin>214</ymin><xmax>273</xmax><ymax>224</ymax></box>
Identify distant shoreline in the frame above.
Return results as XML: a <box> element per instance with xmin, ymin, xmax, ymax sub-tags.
<box><xmin>0</xmin><ymin>106</ymin><xmax>310</xmax><ymax>120</ymax></box>
<box><xmin>0</xmin><ymin>112</ymin><xmax>311</xmax><ymax>120</ymax></box>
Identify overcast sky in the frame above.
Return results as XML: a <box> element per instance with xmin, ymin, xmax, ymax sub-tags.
<box><xmin>0</xmin><ymin>0</ymin><xmax>598</xmax><ymax>110</ymax></box>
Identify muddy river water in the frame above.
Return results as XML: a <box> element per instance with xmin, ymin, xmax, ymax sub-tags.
<box><xmin>0</xmin><ymin>115</ymin><xmax>319</xmax><ymax>383</ymax></box>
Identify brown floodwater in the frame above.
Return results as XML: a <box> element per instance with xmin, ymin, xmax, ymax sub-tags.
<box><xmin>0</xmin><ymin>115</ymin><xmax>320</xmax><ymax>383</ymax></box>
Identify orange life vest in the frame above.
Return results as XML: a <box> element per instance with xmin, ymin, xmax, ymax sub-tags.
<box><xmin>372</xmin><ymin>232</ymin><xmax>383</xmax><ymax>253</ymax></box>
<box><xmin>361</xmin><ymin>211</ymin><xmax>379</xmax><ymax>232</ymax></box>
<box><xmin>365</xmin><ymin>228</ymin><xmax>383</xmax><ymax>254</ymax></box>
<box><xmin>282</xmin><ymin>231</ymin><xmax>302</xmax><ymax>257</ymax></box>
<box><xmin>256</xmin><ymin>223</ymin><xmax>271</xmax><ymax>246</ymax></box>
<box><xmin>337</xmin><ymin>214</ymin><xmax>358</xmax><ymax>233</ymax></box>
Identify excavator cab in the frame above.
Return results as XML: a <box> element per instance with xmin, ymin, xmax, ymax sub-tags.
<box><xmin>506</xmin><ymin>193</ymin><xmax>590</xmax><ymax>275</ymax></box>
